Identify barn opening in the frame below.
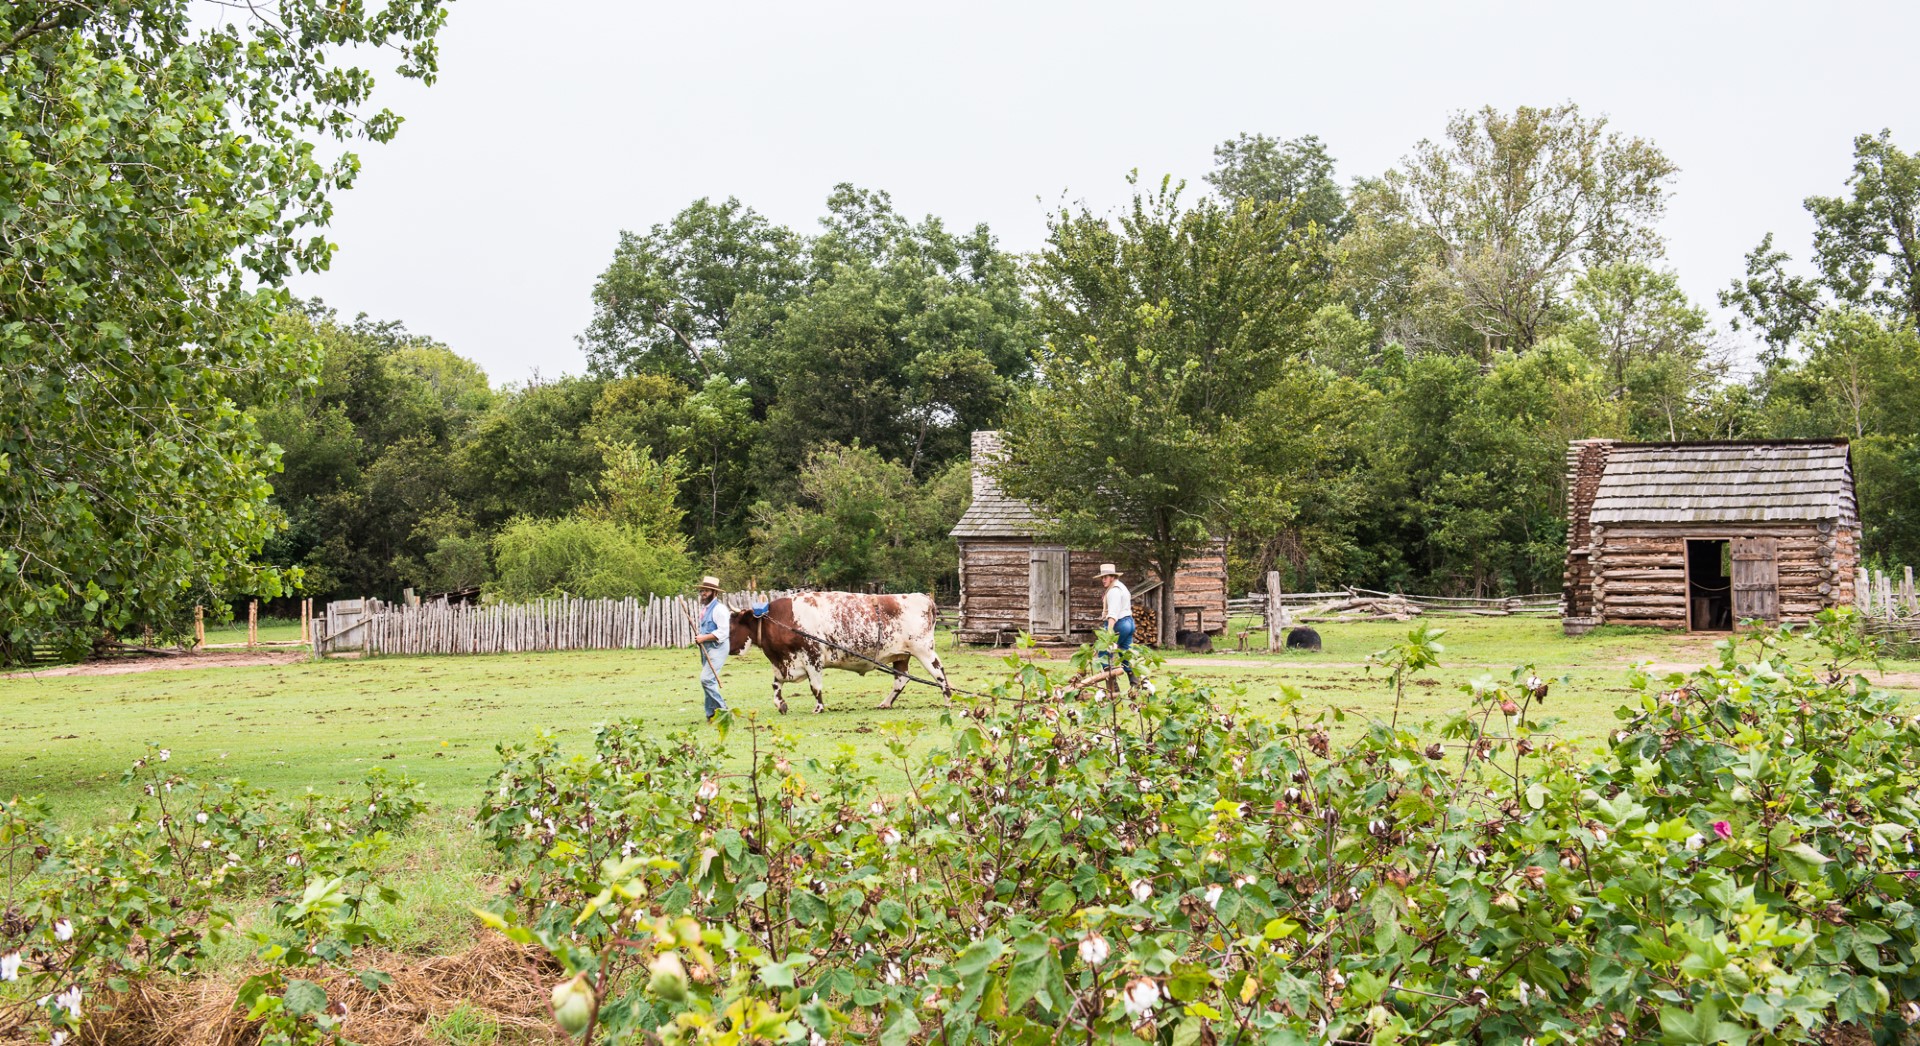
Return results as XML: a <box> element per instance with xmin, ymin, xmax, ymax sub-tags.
<box><xmin>1685</xmin><ymin>539</ymin><xmax>1732</xmax><ymax>631</ymax></box>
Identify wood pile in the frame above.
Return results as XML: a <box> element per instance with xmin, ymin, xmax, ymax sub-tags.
<box><xmin>1293</xmin><ymin>594</ymin><xmax>1425</xmax><ymax>623</ymax></box>
<box><xmin>1131</xmin><ymin>600</ymin><xmax>1160</xmax><ymax>644</ymax></box>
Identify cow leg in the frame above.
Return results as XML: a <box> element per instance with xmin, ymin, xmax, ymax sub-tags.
<box><xmin>806</xmin><ymin>662</ymin><xmax>826</xmax><ymax>713</ymax></box>
<box><xmin>915</xmin><ymin>647</ymin><xmax>953</xmax><ymax>700</ymax></box>
<box><xmin>878</xmin><ymin>657</ymin><xmax>911</xmax><ymax>709</ymax></box>
<box><xmin>772</xmin><ymin>677</ymin><xmax>788</xmax><ymax>715</ymax></box>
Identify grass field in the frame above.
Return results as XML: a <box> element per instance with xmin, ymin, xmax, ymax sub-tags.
<box><xmin>8</xmin><ymin>615</ymin><xmax>1916</xmax><ymax>1038</ymax></box>
<box><xmin>7</xmin><ymin>616</ymin><xmax>1916</xmax><ymax>826</ymax></box>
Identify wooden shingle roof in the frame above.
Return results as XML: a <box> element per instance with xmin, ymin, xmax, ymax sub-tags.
<box><xmin>951</xmin><ymin>430</ymin><xmax>1045</xmax><ymax>538</ymax></box>
<box><xmin>1589</xmin><ymin>441</ymin><xmax>1854</xmax><ymax>524</ymax></box>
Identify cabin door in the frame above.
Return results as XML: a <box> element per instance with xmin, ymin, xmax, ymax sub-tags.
<box><xmin>1730</xmin><ymin>536</ymin><xmax>1780</xmax><ymax>627</ymax></box>
<box><xmin>1028</xmin><ymin>547</ymin><xmax>1070</xmax><ymax>636</ymax></box>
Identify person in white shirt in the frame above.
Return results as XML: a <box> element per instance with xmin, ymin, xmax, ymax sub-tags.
<box><xmin>1096</xmin><ymin>563</ymin><xmax>1139</xmax><ymax>686</ymax></box>
<box><xmin>691</xmin><ymin>576</ymin><xmax>731</xmax><ymax>722</ymax></box>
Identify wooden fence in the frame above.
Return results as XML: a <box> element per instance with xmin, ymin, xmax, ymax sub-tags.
<box><xmin>317</xmin><ymin>592</ymin><xmax>787</xmax><ymax>658</ymax></box>
<box><xmin>1857</xmin><ymin>567</ymin><xmax>1920</xmax><ymax>639</ymax></box>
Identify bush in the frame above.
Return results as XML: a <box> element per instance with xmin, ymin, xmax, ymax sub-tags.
<box><xmin>490</xmin><ymin>516</ymin><xmax>695</xmax><ymax>601</ymax></box>
<box><xmin>476</xmin><ymin>611</ymin><xmax>1920</xmax><ymax>1045</ymax></box>
<box><xmin>0</xmin><ymin>752</ymin><xmax>421</xmax><ymax>1041</ymax></box>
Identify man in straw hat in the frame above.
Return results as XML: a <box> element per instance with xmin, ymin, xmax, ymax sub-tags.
<box><xmin>1096</xmin><ymin>563</ymin><xmax>1139</xmax><ymax>687</ymax></box>
<box><xmin>691</xmin><ymin>576</ymin><xmax>731</xmax><ymax>721</ymax></box>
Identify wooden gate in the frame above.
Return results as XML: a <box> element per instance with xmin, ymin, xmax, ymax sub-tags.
<box><xmin>319</xmin><ymin>598</ymin><xmax>371</xmax><ymax>655</ymax></box>
<box><xmin>1731</xmin><ymin>536</ymin><xmax>1780</xmax><ymax>626</ymax></box>
<box><xmin>1028</xmin><ymin>547</ymin><xmax>1069</xmax><ymax>636</ymax></box>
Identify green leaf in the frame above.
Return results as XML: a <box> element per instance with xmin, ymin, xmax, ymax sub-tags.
<box><xmin>791</xmin><ymin>889</ymin><xmax>830</xmax><ymax>926</ymax></box>
<box><xmin>282</xmin><ymin>979</ymin><xmax>329</xmax><ymax>1017</ymax></box>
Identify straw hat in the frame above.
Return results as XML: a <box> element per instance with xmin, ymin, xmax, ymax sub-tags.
<box><xmin>1095</xmin><ymin>563</ymin><xmax>1122</xmax><ymax>579</ymax></box>
<box><xmin>697</xmin><ymin>576</ymin><xmax>723</xmax><ymax>593</ymax></box>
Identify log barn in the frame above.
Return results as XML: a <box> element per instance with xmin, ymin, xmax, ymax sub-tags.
<box><xmin>1562</xmin><ymin>439</ymin><xmax>1858</xmax><ymax>634</ymax></box>
<box><xmin>950</xmin><ymin>431</ymin><xmax>1228</xmax><ymax>645</ymax></box>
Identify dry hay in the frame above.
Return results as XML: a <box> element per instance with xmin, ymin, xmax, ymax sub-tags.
<box><xmin>18</xmin><ymin>935</ymin><xmax>565</xmax><ymax>1046</ymax></box>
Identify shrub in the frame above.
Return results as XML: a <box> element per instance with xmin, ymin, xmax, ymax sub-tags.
<box><xmin>476</xmin><ymin>613</ymin><xmax>1920</xmax><ymax>1045</ymax></box>
<box><xmin>490</xmin><ymin>516</ymin><xmax>695</xmax><ymax>601</ymax></box>
<box><xmin>0</xmin><ymin>751</ymin><xmax>420</xmax><ymax>1041</ymax></box>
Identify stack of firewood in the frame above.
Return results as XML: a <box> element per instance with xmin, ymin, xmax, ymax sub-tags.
<box><xmin>1131</xmin><ymin>601</ymin><xmax>1160</xmax><ymax>644</ymax></box>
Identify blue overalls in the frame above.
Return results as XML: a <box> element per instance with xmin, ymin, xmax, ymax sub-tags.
<box><xmin>1100</xmin><ymin>615</ymin><xmax>1138</xmax><ymax>685</ymax></box>
<box><xmin>698</xmin><ymin>599</ymin><xmax>728</xmax><ymax>720</ymax></box>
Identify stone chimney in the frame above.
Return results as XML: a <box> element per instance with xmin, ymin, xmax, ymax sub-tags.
<box><xmin>1562</xmin><ymin>438</ymin><xmax>1615</xmax><ymax>627</ymax></box>
<box><xmin>971</xmin><ymin>430</ymin><xmax>1004</xmax><ymax>500</ymax></box>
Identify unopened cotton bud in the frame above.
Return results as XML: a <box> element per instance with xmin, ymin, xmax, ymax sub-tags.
<box><xmin>552</xmin><ymin>973</ymin><xmax>595</xmax><ymax>1033</ymax></box>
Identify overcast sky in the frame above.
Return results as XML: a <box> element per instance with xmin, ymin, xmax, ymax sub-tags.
<box><xmin>292</xmin><ymin>0</ymin><xmax>1920</xmax><ymax>386</ymax></box>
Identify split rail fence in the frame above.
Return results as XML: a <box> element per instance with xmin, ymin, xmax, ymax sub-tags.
<box><xmin>316</xmin><ymin>592</ymin><xmax>786</xmax><ymax>658</ymax></box>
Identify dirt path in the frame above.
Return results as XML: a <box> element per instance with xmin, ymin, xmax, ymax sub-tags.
<box><xmin>1182</xmin><ymin>656</ymin><xmax>1920</xmax><ymax>690</ymax></box>
<box><xmin>4</xmin><ymin>649</ymin><xmax>311</xmax><ymax>679</ymax></box>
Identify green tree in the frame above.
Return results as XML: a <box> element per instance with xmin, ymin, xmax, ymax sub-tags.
<box><xmin>582</xmin><ymin>197</ymin><xmax>806</xmax><ymax>382</ymax></box>
<box><xmin>1719</xmin><ymin>233</ymin><xmax>1822</xmax><ymax>356</ymax></box>
<box><xmin>1345</xmin><ymin>104</ymin><xmax>1677</xmax><ymax>358</ymax></box>
<box><xmin>1567</xmin><ymin>263</ymin><xmax>1711</xmax><ymax>394</ymax></box>
<box><xmin>1562</xmin><ymin>263</ymin><xmax>1724</xmax><ymax>439</ymax></box>
<box><xmin>251</xmin><ymin>308</ymin><xmax>483</xmax><ymax>604</ymax></box>
<box><xmin>1724</xmin><ymin>131</ymin><xmax>1920</xmax><ymax>347</ymax></box>
<box><xmin>740</xmin><ymin>186</ymin><xmax>1036</xmax><ymax>487</ymax></box>
<box><xmin>998</xmin><ymin>176</ymin><xmax>1327</xmax><ymax>644</ymax></box>
<box><xmin>750</xmin><ymin>444</ymin><xmax>967</xmax><ymax>592</ymax></box>
<box><xmin>585</xmin><ymin>441</ymin><xmax>689</xmax><ymax>546</ymax></box>
<box><xmin>1359</xmin><ymin>342</ymin><xmax>1623</xmax><ymax>594</ymax></box>
<box><xmin>456</xmin><ymin>376</ymin><xmax>606</xmax><ymax>528</ymax></box>
<box><xmin>1236</xmin><ymin>365</ymin><xmax>1381</xmax><ymax>591</ymax></box>
<box><xmin>0</xmin><ymin>2</ymin><xmax>446</xmax><ymax>661</ymax></box>
<box><xmin>1206</xmin><ymin>133</ymin><xmax>1348</xmax><ymax>235</ymax></box>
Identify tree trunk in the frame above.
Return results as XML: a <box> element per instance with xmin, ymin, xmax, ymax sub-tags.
<box><xmin>1156</xmin><ymin>553</ymin><xmax>1182</xmax><ymax>647</ymax></box>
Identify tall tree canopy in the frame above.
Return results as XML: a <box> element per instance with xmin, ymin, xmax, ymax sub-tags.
<box><xmin>999</xmin><ymin>176</ymin><xmax>1328</xmax><ymax>642</ymax></box>
<box><xmin>1343</xmin><ymin>103</ymin><xmax>1676</xmax><ymax>357</ymax></box>
<box><xmin>1724</xmin><ymin>131</ymin><xmax>1920</xmax><ymax>351</ymax></box>
<box><xmin>1206</xmin><ymin>133</ymin><xmax>1348</xmax><ymax>235</ymax></box>
<box><xmin>582</xmin><ymin>197</ymin><xmax>806</xmax><ymax>382</ymax></box>
<box><xmin>0</xmin><ymin>0</ymin><xmax>447</xmax><ymax>662</ymax></box>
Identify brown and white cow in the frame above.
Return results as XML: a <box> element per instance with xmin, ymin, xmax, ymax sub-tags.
<box><xmin>728</xmin><ymin>592</ymin><xmax>951</xmax><ymax>713</ymax></box>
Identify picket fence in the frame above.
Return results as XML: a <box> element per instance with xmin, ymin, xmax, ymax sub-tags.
<box><xmin>320</xmin><ymin>593</ymin><xmax>784</xmax><ymax>657</ymax></box>
<box><xmin>1857</xmin><ymin>567</ymin><xmax>1920</xmax><ymax>640</ymax></box>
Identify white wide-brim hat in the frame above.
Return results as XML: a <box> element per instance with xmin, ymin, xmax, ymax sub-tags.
<box><xmin>698</xmin><ymin>576</ymin><xmax>723</xmax><ymax>592</ymax></box>
<box><xmin>1095</xmin><ymin>563</ymin><xmax>1121</xmax><ymax>578</ymax></box>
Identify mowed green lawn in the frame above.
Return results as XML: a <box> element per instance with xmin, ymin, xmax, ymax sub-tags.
<box><xmin>5</xmin><ymin>617</ymin><xmax>1916</xmax><ymax>826</ymax></box>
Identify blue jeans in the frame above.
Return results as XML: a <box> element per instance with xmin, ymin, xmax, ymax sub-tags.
<box><xmin>699</xmin><ymin>642</ymin><xmax>728</xmax><ymax>719</ymax></box>
<box><xmin>1099</xmin><ymin>616</ymin><xmax>1138</xmax><ymax>684</ymax></box>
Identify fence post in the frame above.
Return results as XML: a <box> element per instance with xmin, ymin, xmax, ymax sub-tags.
<box><xmin>247</xmin><ymin>600</ymin><xmax>258</xmax><ymax>648</ymax></box>
<box><xmin>195</xmin><ymin>605</ymin><xmax>205</xmax><ymax>650</ymax></box>
<box><xmin>1266</xmin><ymin>571</ymin><xmax>1287</xmax><ymax>652</ymax></box>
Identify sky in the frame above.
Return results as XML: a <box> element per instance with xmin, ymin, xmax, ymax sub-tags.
<box><xmin>293</xmin><ymin>0</ymin><xmax>1920</xmax><ymax>386</ymax></box>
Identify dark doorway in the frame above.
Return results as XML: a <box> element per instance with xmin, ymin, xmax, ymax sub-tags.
<box><xmin>1686</xmin><ymin>539</ymin><xmax>1732</xmax><ymax>631</ymax></box>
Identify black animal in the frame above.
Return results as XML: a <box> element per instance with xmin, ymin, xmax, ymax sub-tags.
<box><xmin>1284</xmin><ymin>626</ymin><xmax>1322</xmax><ymax>652</ymax></box>
<box><xmin>1175</xmin><ymin>629</ymin><xmax>1214</xmax><ymax>653</ymax></box>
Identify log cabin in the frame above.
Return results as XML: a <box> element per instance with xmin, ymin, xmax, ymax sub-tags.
<box><xmin>1562</xmin><ymin>439</ymin><xmax>1858</xmax><ymax>635</ymax></box>
<box><xmin>950</xmin><ymin>431</ymin><xmax>1228</xmax><ymax>645</ymax></box>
